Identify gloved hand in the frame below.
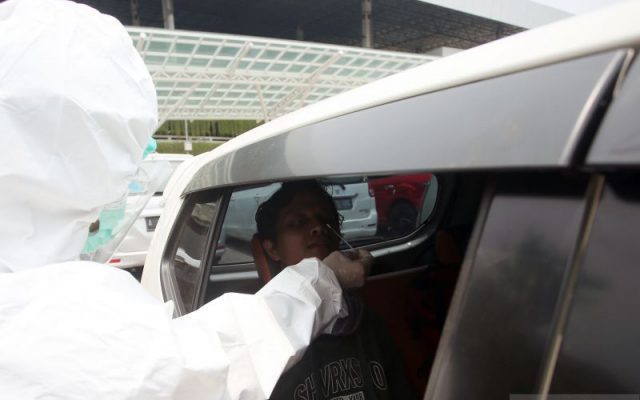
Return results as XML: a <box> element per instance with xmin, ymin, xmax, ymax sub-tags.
<box><xmin>322</xmin><ymin>249</ymin><xmax>373</xmax><ymax>290</ymax></box>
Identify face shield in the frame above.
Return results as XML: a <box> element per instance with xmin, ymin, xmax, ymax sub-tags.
<box><xmin>0</xmin><ymin>0</ymin><xmax>158</xmax><ymax>272</ymax></box>
<box><xmin>80</xmin><ymin>150</ymin><xmax>174</xmax><ymax>263</ymax></box>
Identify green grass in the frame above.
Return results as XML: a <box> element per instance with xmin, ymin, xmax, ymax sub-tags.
<box><xmin>156</xmin><ymin>120</ymin><xmax>261</xmax><ymax>138</ymax></box>
<box><xmin>156</xmin><ymin>140</ymin><xmax>224</xmax><ymax>155</ymax></box>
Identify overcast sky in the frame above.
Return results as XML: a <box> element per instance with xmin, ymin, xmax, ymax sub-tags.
<box><xmin>532</xmin><ymin>0</ymin><xmax>630</xmax><ymax>14</ymax></box>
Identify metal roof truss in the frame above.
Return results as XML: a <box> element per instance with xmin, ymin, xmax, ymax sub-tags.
<box><xmin>129</xmin><ymin>27</ymin><xmax>436</xmax><ymax>122</ymax></box>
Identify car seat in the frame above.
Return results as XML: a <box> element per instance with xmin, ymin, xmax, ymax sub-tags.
<box><xmin>360</xmin><ymin>228</ymin><xmax>462</xmax><ymax>394</ymax></box>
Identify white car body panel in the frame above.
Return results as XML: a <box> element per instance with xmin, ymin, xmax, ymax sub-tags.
<box><xmin>141</xmin><ymin>1</ymin><xmax>640</xmax><ymax>301</ymax></box>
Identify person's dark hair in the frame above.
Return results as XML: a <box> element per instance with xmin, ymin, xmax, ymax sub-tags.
<box><xmin>255</xmin><ymin>179</ymin><xmax>342</xmax><ymax>242</ymax></box>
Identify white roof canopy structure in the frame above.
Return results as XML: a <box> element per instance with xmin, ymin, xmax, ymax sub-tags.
<box><xmin>128</xmin><ymin>27</ymin><xmax>436</xmax><ymax>122</ymax></box>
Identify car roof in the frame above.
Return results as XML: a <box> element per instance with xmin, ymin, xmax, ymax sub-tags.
<box><xmin>174</xmin><ymin>1</ymin><xmax>640</xmax><ymax>196</ymax></box>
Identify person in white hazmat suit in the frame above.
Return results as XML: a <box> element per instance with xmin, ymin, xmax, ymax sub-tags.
<box><xmin>0</xmin><ymin>0</ymin><xmax>372</xmax><ymax>399</ymax></box>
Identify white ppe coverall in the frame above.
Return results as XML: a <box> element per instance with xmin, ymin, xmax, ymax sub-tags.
<box><xmin>0</xmin><ymin>0</ymin><xmax>348</xmax><ymax>398</ymax></box>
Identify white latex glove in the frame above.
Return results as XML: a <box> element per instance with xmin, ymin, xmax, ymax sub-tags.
<box><xmin>322</xmin><ymin>249</ymin><xmax>373</xmax><ymax>290</ymax></box>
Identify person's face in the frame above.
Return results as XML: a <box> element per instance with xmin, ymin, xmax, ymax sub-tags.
<box><xmin>263</xmin><ymin>191</ymin><xmax>340</xmax><ymax>268</ymax></box>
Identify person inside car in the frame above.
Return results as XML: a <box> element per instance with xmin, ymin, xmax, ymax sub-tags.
<box><xmin>256</xmin><ymin>180</ymin><xmax>417</xmax><ymax>400</ymax></box>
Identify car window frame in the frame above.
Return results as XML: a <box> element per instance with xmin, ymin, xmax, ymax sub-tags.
<box><xmin>160</xmin><ymin>188</ymin><xmax>226</xmax><ymax>315</ymax></box>
<box><xmin>191</xmin><ymin>172</ymin><xmax>451</xmax><ymax>308</ymax></box>
<box><xmin>215</xmin><ymin>173</ymin><xmax>448</xmax><ymax>262</ymax></box>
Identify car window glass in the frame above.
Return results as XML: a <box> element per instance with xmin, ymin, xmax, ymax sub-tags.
<box><xmin>216</xmin><ymin>183</ymin><xmax>281</xmax><ymax>265</ymax></box>
<box><xmin>170</xmin><ymin>198</ymin><xmax>219</xmax><ymax>313</ymax></box>
<box><xmin>214</xmin><ymin>174</ymin><xmax>438</xmax><ymax>266</ymax></box>
<box><xmin>369</xmin><ymin>173</ymin><xmax>437</xmax><ymax>238</ymax></box>
<box><xmin>320</xmin><ymin>176</ymin><xmax>378</xmax><ymax>244</ymax></box>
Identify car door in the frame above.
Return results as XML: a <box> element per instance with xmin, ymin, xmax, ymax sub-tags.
<box><xmin>142</xmin><ymin>43</ymin><xmax>638</xmax><ymax>399</ymax></box>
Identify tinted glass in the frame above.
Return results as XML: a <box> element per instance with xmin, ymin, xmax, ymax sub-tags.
<box><xmin>551</xmin><ymin>175</ymin><xmax>640</xmax><ymax>393</ymax></box>
<box><xmin>218</xmin><ymin>183</ymin><xmax>280</xmax><ymax>265</ymax></box>
<box><xmin>588</xmin><ymin>57</ymin><xmax>640</xmax><ymax>165</ymax></box>
<box><xmin>369</xmin><ymin>173</ymin><xmax>437</xmax><ymax>238</ymax></box>
<box><xmin>427</xmin><ymin>175</ymin><xmax>589</xmax><ymax>399</ymax></box>
<box><xmin>170</xmin><ymin>198</ymin><xmax>219</xmax><ymax>313</ymax></box>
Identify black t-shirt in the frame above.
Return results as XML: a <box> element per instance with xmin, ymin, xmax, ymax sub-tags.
<box><xmin>269</xmin><ymin>297</ymin><xmax>416</xmax><ymax>400</ymax></box>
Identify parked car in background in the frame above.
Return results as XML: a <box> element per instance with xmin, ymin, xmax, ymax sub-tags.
<box><xmin>369</xmin><ymin>173</ymin><xmax>435</xmax><ymax>236</ymax></box>
<box><xmin>143</xmin><ymin>4</ymin><xmax>640</xmax><ymax>398</ymax></box>
<box><xmin>321</xmin><ymin>176</ymin><xmax>378</xmax><ymax>240</ymax></box>
<box><xmin>108</xmin><ymin>153</ymin><xmax>193</xmax><ymax>277</ymax></box>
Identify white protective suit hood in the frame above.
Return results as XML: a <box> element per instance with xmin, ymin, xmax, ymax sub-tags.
<box><xmin>0</xmin><ymin>0</ymin><xmax>157</xmax><ymax>272</ymax></box>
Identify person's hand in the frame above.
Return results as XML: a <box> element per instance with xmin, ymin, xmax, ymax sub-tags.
<box><xmin>322</xmin><ymin>249</ymin><xmax>373</xmax><ymax>290</ymax></box>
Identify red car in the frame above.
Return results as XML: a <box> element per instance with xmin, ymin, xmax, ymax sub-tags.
<box><xmin>368</xmin><ymin>173</ymin><xmax>434</xmax><ymax>236</ymax></box>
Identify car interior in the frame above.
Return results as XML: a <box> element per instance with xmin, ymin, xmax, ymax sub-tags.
<box><xmin>164</xmin><ymin>168</ymin><xmax>640</xmax><ymax>397</ymax></box>
<box><xmin>162</xmin><ymin>171</ymin><xmax>485</xmax><ymax>396</ymax></box>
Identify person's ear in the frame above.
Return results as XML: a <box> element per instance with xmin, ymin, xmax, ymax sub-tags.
<box><xmin>262</xmin><ymin>239</ymin><xmax>281</xmax><ymax>262</ymax></box>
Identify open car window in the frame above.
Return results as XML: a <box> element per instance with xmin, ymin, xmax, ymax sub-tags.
<box><xmin>198</xmin><ymin>172</ymin><xmax>453</xmax><ymax>397</ymax></box>
<box><xmin>215</xmin><ymin>173</ymin><xmax>438</xmax><ymax>266</ymax></box>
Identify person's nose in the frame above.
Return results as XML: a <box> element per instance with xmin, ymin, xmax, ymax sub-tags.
<box><xmin>309</xmin><ymin>218</ymin><xmax>325</xmax><ymax>236</ymax></box>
